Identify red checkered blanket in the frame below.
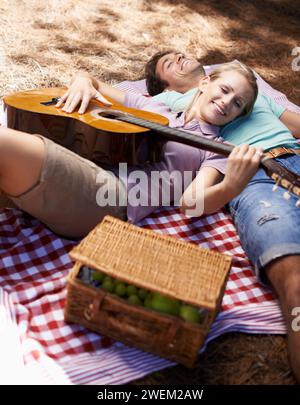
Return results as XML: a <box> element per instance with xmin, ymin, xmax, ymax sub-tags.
<box><xmin>0</xmin><ymin>207</ymin><xmax>284</xmax><ymax>384</ymax></box>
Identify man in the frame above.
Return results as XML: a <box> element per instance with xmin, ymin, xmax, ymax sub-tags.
<box><xmin>145</xmin><ymin>50</ymin><xmax>205</xmax><ymax>96</ymax></box>
<box><xmin>145</xmin><ymin>50</ymin><xmax>300</xmax><ymax>115</ymax></box>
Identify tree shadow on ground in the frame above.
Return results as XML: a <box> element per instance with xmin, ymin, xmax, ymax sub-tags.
<box><xmin>155</xmin><ymin>0</ymin><xmax>300</xmax><ymax>101</ymax></box>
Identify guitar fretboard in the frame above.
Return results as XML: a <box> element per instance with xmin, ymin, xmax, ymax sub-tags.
<box><xmin>100</xmin><ymin>110</ymin><xmax>234</xmax><ymax>156</ymax></box>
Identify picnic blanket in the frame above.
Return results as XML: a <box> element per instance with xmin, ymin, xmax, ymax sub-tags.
<box><xmin>0</xmin><ymin>207</ymin><xmax>285</xmax><ymax>385</ymax></box>
<box><xmin>1</xmin><ymin>70</ymin><xmax>299</xmax><ymax>384</ymax></box>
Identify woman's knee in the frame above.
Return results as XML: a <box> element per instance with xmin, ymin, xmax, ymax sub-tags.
<box><xmin>0</xmin><ymin>130</ymin><xmax>45</xmax><ymax>196</ymax></box>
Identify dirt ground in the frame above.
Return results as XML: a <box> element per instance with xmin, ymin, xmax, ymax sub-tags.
<box><xmin>0</xmin><ymin>0</ymin><xmax>299</xmax><ymax>384</ymax></box>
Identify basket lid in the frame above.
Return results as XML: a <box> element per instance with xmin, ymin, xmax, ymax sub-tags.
<box><xmin>69</xmin><ymin>216</ymin><xmax>232</xmax><ymax>309</ymax></box>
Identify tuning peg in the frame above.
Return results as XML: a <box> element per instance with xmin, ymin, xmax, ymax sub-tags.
<box><xmin>283</xmin><ymin>184</ymin><xmax>294</xmax><ymax>200</ymax></box>
<box><xmin>272</xmin><ymin>177</ymin><xmax>281</xmax><ymax>192</ymax></box>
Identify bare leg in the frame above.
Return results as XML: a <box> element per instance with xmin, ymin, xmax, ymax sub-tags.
<box><xmin>0</xmin><ymin>127</ymin><xmax>45</xmax><ymax>196</ymax></box>
<box><xmin>265</xmin><ymin>256</ymin><xmax>300</xmax><ymax>382</ymax></box>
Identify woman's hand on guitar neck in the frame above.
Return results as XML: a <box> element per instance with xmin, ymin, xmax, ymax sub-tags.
<box><xmin>55</xmin><ymin>72</ymin><xmax>112</xmax><ymax>114</ymax></box>
<box><xmin>222</xmin><ymin>144</ymin><xmax>263</xmax><ymax>198</ymax></box>
<box><xmin>180</xmin><ymin>144</ymin><xmax>263</xmax><ymax>218</ymax></box>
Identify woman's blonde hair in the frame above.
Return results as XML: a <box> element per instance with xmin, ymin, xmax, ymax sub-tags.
<box><xmin>186</xmin><ymin>61</ymin><xmax>258</xmax><ymax>118</ymax></box>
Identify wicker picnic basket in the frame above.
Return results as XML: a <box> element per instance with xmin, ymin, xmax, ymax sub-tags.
<box><xmin>65</xmin><ymin>215</ymin><xmax>232</xmax><ymax>367</ymax></box>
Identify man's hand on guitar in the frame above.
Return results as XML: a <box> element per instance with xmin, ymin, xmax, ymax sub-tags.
<box><xmin>55</xmin><ymin>72</ymin><xmax>112</xmax><ymax>114</ymax></box>
<box><xmin>222</xmin><ymin>144</ymin><xmax>263</xmax><ymax>198</ymax></box>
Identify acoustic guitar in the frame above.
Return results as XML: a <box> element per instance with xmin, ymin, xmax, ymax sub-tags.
<box><xmin>4</xmin><ymin>87</ymin><xmax>169</xmax><ymax>165</ymax></box>
<box><xmin>4</xmin><ymin>88</ymin><xmax>300</xmax><ymax>202</ymax></box>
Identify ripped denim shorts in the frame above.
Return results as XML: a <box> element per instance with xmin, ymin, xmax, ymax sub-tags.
<box><xmin>229</xmin><ymin>154</ymin><xmax>300</xmax><ymax>284</ymax></box>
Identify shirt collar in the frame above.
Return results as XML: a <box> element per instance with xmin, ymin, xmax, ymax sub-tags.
<box><xmin>176</xmin><ymin>112</ymin><xmax>220</xmax><ymax>137</ymax></box>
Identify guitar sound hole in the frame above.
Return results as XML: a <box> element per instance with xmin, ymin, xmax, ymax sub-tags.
<box><xmin>90</xmin><ymin>109</ymin><xmax>117</xmax><ymax>121</ymax></box>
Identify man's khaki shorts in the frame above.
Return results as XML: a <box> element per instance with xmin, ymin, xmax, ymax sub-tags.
<box><xmin>9</xmin><ymin>136</ymin><xmax>127</xmax><ymax>239</ymax></box>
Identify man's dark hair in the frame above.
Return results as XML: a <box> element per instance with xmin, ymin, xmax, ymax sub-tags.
<box><xmin>145</xmin><ymin>50</ymin><xmax>174</xmax><ymax>96</ymax></box>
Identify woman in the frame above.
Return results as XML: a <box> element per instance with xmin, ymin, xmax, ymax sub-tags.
<box><xmin>0</xmin><ymin>62</ymin><xmax>261</xmax><ymax>239</ymax></box>
<box><xmin>150</xmin><ymin>70</ymin><xmax>300</xmax><ymax>276</ymax></box>
<box><xmin>147</xmin><ymin>66</ymin><xmax>300</xmax><ymax>382</ymax></box>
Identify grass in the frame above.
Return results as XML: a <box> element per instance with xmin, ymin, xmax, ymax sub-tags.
<box><xmin>0</xmin><ymin>0</ymin><xmax>299</xmax><ymax>384</ymax></box>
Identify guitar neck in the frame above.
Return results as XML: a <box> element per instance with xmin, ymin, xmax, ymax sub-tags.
<box><xmin>98</xmin><ymin>109</ymin><xmax>300</xmax><ymax>199</ymax></box>
<box><xmin>113</xmin><ymin>112</ymin><xmax>234</xmax><ymax>157</ymax></box>
<box><xmin>118</xmin><ymin>110</ymin><xmax>300</xmax><ymax>198</ymax></box>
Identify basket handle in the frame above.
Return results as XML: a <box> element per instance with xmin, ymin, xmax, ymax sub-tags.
<box><xmin>84</xmin><ymin>293</ymin><xmax>106</xmax><ymax>321</ymax></box>
<box><xmin>164</xmin><ymin>319</ymin><xmax>181</xmax><ymax>349</ymax></box>
<box><xmin>84</xmin><ymin>292</ymin><xmax>180</xmax><ymax>350</ymax></box>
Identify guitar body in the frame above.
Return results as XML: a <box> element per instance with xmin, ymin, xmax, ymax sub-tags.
<box><xmin>4</xmin><ymin>87</ymin><xmax>169</xmax><ymax>165</ymax></box>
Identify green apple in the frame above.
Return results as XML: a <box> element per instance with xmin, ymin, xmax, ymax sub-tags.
<box><xmin>128</xmin><ymin>294</ymin><xmax>142</xmax><ymax>306</ymax></box>
<box><xmin>115</xmin><ymin>282</ymin><xmax>127</xmax><ymax>297</ymax></box>
<box><xmin>138</xmin><ymin>288</ymin><xmax>148</xmax><ymax>300</ymax></box>
<box><xmin>91</xmin><ymin>270</ymin><xmax>105</xmax><ymax>283</ymax></box>
<box><xmin>179</xmin><ymin>304</ymin><xmax>201</xmax><ymax>323</ymax></box>
<box><xmin>126</xmin><ymin>285</ymin><xmax>138</xmax><ymax>296</ymax></box>
<box><xmin>150</xmin><ymin>293</ymin><xmax>180</xmax><ymax>316</ymax></box>
<box><xmin>102</xmin><ymin>279</ymin><xmax>114</xmax><ymax>293</ymax></box>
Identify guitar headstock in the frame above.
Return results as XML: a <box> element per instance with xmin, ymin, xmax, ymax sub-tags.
<box><xmin>261</xmin><ymin>157</ymin><xmax>300</xmax><ymax>206</ymax></box>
